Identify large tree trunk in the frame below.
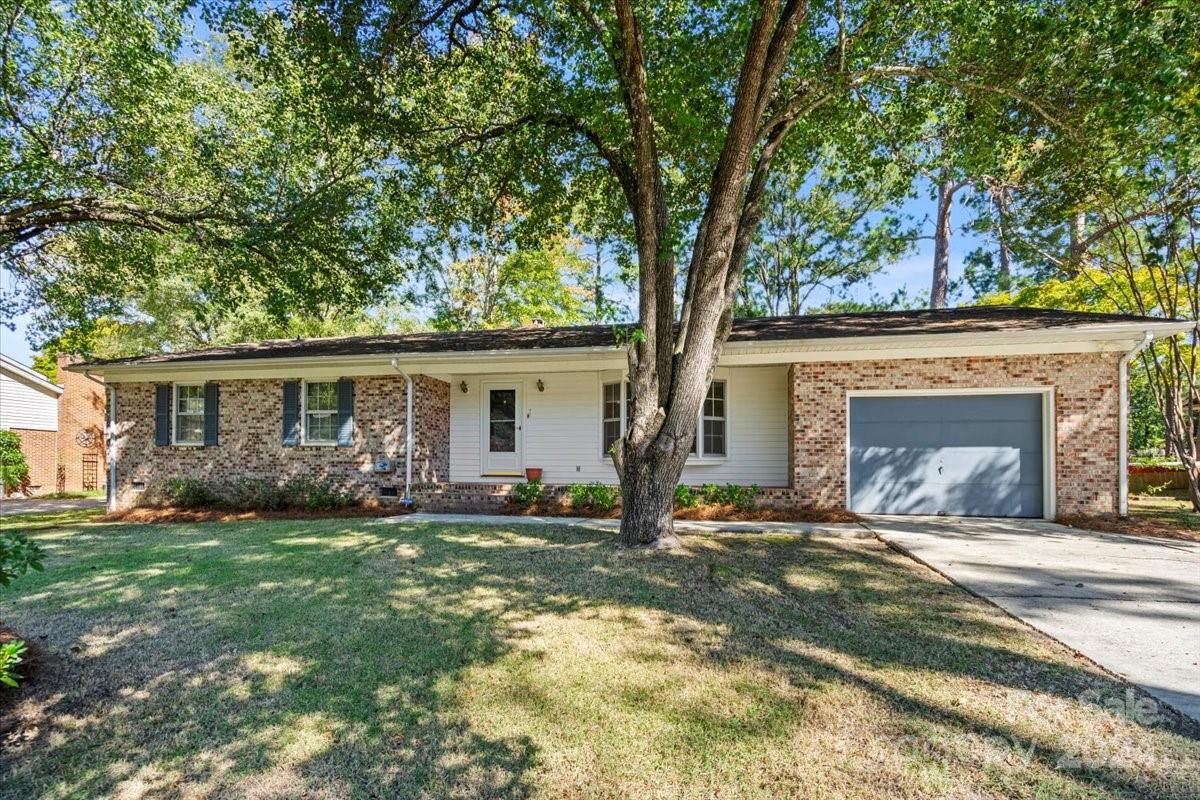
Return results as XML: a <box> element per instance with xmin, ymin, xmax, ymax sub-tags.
<box><xmin>617</xmin><ymin>440</ymin><xmax>691</xmax><ymax>545</ymax></box>
<box><xmin>930</xmin><ymin>176</ymin><xmax>955</xmax><ymax>309</ymax></box>
<box><xmin>1067</xmin><ymin>210</ymin><xmax>1087</xmax><ymax>273</ymax></box>
<box><xmin>993</xmin><ymin>188</ymin><xmax>1012</xmax><ymax>289</ymax></box>
<box><xmin>610</xmin><ymin>0</ymin><xmax>807</xmax><ymax>546</ymax></box>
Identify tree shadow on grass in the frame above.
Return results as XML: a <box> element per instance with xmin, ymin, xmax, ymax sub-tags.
<box><xmin>1</xmin><ymin>518</ymin><xmax>1198</xmax><ymax>799</ymax></box>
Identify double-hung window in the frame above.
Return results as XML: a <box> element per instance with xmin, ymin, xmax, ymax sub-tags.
<box><xmin>303</xmin><ymin>381</ymin><xmax>338</xmax><ymax>444</ymax></box>
<box><xmin>173</xmin><ymin>384</ymin><xmax>205</xmax><ymax>445</ymax></box>
<box><xmin>602</xmin><ymin>379</ymin><xmax>727</xmax><ymax>459</ymax></box>
<box><xmin>700</xmin><ymin>381</ymin><xmax>727</xmax><ymax>456</ymax></box>
<box><xmin>602</xmin><ymin>382</ymin><xmax>623</xmax><ymax>454</ymax></box>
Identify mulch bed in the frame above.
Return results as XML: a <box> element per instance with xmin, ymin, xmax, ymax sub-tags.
<box><xmin>673</xmin><ymin>505</ymin><xmax>863</xmax><ymax>523</ymax></box>
<box><xmin>103</xmin><ymin>505</ymin><xmax>414</xmax><ymax>524</ymax></box>
<box><xmin>1057</xmin><ymin>513</ymin><xmax>1200</xmax><ymax>543</ymax></box>
<box><xmin>503</xmin><ymin>501</ymin><xmax>861</xmax><ymax>524</ymax></box>
<box><xmin>98</xmin><ymin>502</ymin><xmax>860</xmax><ymax>526</ymax></box>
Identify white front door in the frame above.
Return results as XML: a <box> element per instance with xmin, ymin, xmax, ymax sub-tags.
<box><xmin>482</xmin><ymin>383</ymin><xmax>522</xmax><ymax>476</ymax></box>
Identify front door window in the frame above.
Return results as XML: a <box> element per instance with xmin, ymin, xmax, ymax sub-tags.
<box><xmin>489</xmin><ymin>389</ymin><xmax>517</xmax><ymax>453</ymax></box>
<box><xmin>482</xmin><ymin>384</ymin><xmax>522</xmax><ymax>475</ymax></box>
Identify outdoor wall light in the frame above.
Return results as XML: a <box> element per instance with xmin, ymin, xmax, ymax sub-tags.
<box><xmin>459</xmin><ymin>381</ymin><xmax>468</xmax><ymax>394</ymax></box>
<box><xmin>537</xmin><ymin>379</ymin><xmax>545</xmax><ymax>393</ymax></box>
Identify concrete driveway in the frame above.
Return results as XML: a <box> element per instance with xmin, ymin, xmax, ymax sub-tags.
<box><xmin>0</xmin><ymin>496</ymin><xmax>106</xmax><ymax>516</ymax></box>
<box><xmin>866</xmin><ymin>516</ymin><xmax>1200</xmax><ymax>723</ymax></box>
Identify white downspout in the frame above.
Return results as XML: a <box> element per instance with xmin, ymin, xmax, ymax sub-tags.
<box><xmin>389</xmin><ymin>360</ymin><xmax>415</xmax><ymax>506</ymax></box>
<box><xmin>105</xmin><ymin>384</ymin><xmax>117</xmax><ymax>513</ymax></box>
<box><xmin>1119</xmin><ymin>331</ymin><xmax>1155</xmax><ymax>516</ymax></box>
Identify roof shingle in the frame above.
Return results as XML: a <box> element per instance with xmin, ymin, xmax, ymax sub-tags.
<box><xmin>80</xmin><ymin>306</ymin><xmax>1183</xmax><ymax>367</ymax></box>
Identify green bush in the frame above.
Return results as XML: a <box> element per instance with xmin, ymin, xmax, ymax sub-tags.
<box><xmin>0</xmin><ymin>532</ymin><xmax>44</xmax><ymax>587</ymax></box>
<box><xmin>673</xmin><ymin>485</ymin><xmax>699</xmax><ymax>508</ymax></box>
<box><xmin>280</xmin><ymin>476</ymin><xmax>354</xmax><ymax>511</ymax></box>
<box><xmin>0</xmin><ymin>529</ymin><xmax>41</xmax><ymax>691</ymax></box>
<box><xmin>0</xmin><ymin>430</ymin><xmax>31</xmax><ymax>497</ymax></box>
<box><xmin>700</xmin><ymin>483</ymin><xmax>760</xmax><ymax>510</ymax></box>
<box><xmin>0</xmin><ymin>639</ymin><xmax>28</xmax><ymax>688</ymax></box>
<box><xmin>146</xmin><ymin>476</ymin><xmax>353</xmax><ymax>511</ymax></box>
<box><xmin>154</xmin><ymin>477</ymin><xmax>219</xmax><ymax>508</ymax></box>
<box><xmin>568</xmin><ymin>482</ymin><xmax>616</xmax><ymax>512</ymax></box>
<box><xmin>512</xmin><ymin>479</ymin><xmax>544</xmax><ymax>507</ymax></box>
<box><xmin>221</xmin><ymin>478</ymin><xmax>287</xmax><ymax>511</ymax></box>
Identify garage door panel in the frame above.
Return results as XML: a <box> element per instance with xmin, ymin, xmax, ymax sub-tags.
<box><xmin>851</xmin><ymin>480</ymin><xmax>1041</xmax><ymax>517</ymax></box>
<box><xmin>848</xmin><ymin>394</ymin><xmax>1044</xmax><ymax>518</ymax></box>
<box><xmin>941</xmin><ymin>420</ymin><xmax>1041</xmax><ymax>449</ymax></box>
<box><xmin>850</xmin><ymin>421</ymin><xmax>945</xmax><ymax>449</ymax></box>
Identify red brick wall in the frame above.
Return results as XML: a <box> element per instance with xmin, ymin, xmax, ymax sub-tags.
<box><xmin>56</xmin><ymin>356</ymin><xmax>107</xmax><ymax>493</ymax></box>
<box><xmin>110</xmin><ymin>375</ymin><xmax>450</xmax><ymax>509</ymax></box>
<box><xmin>788</xmin><ymin>353</ymin><xmax>1120</xmax><ymax>515</ymax></box>
<box><xmin>9</xmin><ymin>428</ymin><xmax>57</xmax><ymax>494</ymax></box>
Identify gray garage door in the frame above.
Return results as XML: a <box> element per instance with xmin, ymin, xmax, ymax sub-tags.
<box><xmin>848</xmin><ymin>393</ymin><xmax>1044</xmax><ymax>517</ymax></box>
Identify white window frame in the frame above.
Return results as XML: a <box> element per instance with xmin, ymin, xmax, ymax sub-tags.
<box><xmin>602</xmin><ymin>377</ymin><xmax>728</xmax><ymax>462</ymax></box>
<box><xmin>301</xmin><ymin>379</ymin><xmax>339</xmax><ymax>446</ymax></box>
<box><xmin>172</xmin><ymin>382</ymin><xmax>205</xmax><ymax>446</ymax></box>
<box><xmin>600</xmin><ymin>381</ymin><xmax>627</xmax><ymax>457</ymax></box>
<box><xmin>697</xmin><ymin>379</ymin><xmax>728</xmax><ymax>460</ymax></box>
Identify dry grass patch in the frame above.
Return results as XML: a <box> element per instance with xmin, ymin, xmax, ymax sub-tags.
<box><xmin>0</xmin><ymin>517</ymin><xmax>1197</xmax><ymax>799</ymax></box>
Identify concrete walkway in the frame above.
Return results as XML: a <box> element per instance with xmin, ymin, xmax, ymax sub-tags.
<box><xmin>0</xmin><ymin>496</ymin><xmax>106</xmax><ymax>516</ymax></box>
<box><xmin>382</xmin><ymin>512</ymin><xmax>875</xmax><ymax>538</ymax></box>
<box><xmin>864</xmin><ymin>515</ymin><xmax>1200</xmax><ymax>723</ymax></box>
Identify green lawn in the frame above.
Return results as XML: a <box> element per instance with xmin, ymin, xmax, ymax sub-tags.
<box><xmin>1</xmin><ymin>515</ymin><xmax>1197</xmax><ymax>799</ymax></box>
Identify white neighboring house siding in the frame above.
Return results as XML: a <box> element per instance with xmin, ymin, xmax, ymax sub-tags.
<box><xmin>448</xmin><ymin>365</ymin><xmax>789</xmax><ymax>486</ymax></box>
<box><xmin>0</xmin><ymin>361</ymin><xmax>61</xmax><ymax>431</ymax></box>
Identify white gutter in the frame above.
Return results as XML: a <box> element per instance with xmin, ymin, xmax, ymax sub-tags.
<box><xmin>1118</xmin><ymin>331</ymin><xmax>1156</xmax><ymax>516</ymax></box>
<box><xmin>105</xmin><ymin>385</ymin><xmax>117</xmax><ymax>513</ymax></box>
<box><xmin>389</xmin><ymin>360</ymin><xmax>415</xmax><ymax>506</ymax></box>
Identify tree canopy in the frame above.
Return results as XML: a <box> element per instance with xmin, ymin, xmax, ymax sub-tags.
<box><xmin>5</xmin><ymin>0</ymin><xmax>1197</xmax><ymax>538</ymax></box>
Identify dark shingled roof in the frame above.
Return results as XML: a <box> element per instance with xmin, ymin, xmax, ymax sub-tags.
<box><xmin>83</xmin><ymin>306</ymin><xmax>1180</xmax><ymax>367</ymax></box>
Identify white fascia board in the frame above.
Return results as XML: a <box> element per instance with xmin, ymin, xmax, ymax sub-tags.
<box><xmin>0</xmin><ymin>354</ymin><xmax>63</xmax><ymax>395</ymax></box>
<box><xmin>84</xmin><ymin>319</ymin><xmax>1196</xmax><ymax>382</ymax></box>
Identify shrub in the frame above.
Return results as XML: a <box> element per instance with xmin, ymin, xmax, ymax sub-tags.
<box><xmin>221</xmin><ymin>478</ymin><xmax>286</xmax><ymax>511</ymax></box>
<box><xmin>567</xmin><ymin>482</ymin><xmax>616</xmax><ymax>512</ymax></box>
<box><xmin>0</xmin><ymin>532</ymin><xmax>44</xmax><ymax>587</ymax></box>
<box><xmin>700</xmin><ymin>483</ymin><xmax>760</xmax><ymax>510</ymax></box>
<box><xmin>153</xmin><ymin>477</ymin><xmax>219</xmax><ymax>508</ymax></box>
<box><xmin>145</xmin><ymin>476</ymin><xmax>352</xmax><ymax>511</ymax></box>
<box><xmin>280</xmin><ymin>476</ymin><xmax>354</xmax><ymax>511</ymax></box>
<box><xmin>673</xmin><ymin>485</ymin><xmax>699</xmax><ymax>508</ymax></box>
<box><xmin>0</xmin><ymin>430</ymin><xmax>31</xmax><ymax>497</ymax></box>
<box><xmin>512</xmin><ymin>479</ymin><xmax>544</xmax><ymax>508</ymax></box>
<box><xmin>0</xmin><ymin>639</ymin><xmax>28</xmax><ymax>688</ymax></box>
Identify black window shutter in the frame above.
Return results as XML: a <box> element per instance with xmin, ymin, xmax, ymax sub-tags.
<box><xmin>282</xmin><ymin>380</ymin><xmax>300</xmax><ymax>446</ymax></box>
<box><xmin>154</xmin><ymin>385</ymin><xmax>171</xmax><ymax>446</ymax></box>
<box><xmin>336</xmin><ymin>378</ymin><xmax>354</xmax><ymax>446</ymax></box>
<box><xmin>203</xmin><ymin>383</ymin><xmax>220</xmax><ymax>446</ymax></box>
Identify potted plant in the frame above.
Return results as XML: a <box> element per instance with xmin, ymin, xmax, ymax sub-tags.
<box><xmin>525</xmin><ymin>467</ymin><xmax>543</xmax><ymax>481</ymax></box>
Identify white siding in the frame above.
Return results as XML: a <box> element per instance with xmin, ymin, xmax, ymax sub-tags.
<box><xmin>0</xmin><ymin>368</ymin><xmax>59</xmax><ymax>431</ymax></box>
<box><xmin>448</xmin><ymin>365</ymin><xmax>789</xmax><ymax>486</ymax></box>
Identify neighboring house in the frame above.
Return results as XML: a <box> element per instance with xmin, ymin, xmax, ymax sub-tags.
<box><xmin>1</xmin><ymin>353</ymin><xmax>62</xmax><ymax>493</ymax></box>
<box><xmin>74</xmin><ymin>307</ymin><xmax>1192</xmax><ymax>519</ymax></box>
<box><xmin>56</xmin><ymin>356</ymin><xmax>109</xmax><ymax>493</ymax></box>
<box><xmin>0</xmin><ymin>353</ymin><xmax>107</xmax><ymax>496</ymax></box>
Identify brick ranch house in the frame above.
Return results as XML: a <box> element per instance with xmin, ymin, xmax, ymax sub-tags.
<box><xmin>1</xmin><ymin>354</ymin><xmax>107</xmax><ymax>495</ymax></box>
<box><xmin>72</xmin><ymin>307</ymin><xmax>1192</xmax><ymax>519</ymax></box>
